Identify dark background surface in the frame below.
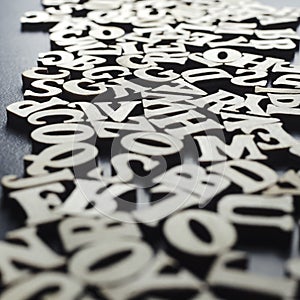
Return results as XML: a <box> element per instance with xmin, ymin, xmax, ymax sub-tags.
<box><xmin>0</xmin><ymin>0</ymin><xmax>299</xmax><ymax>277</ymax></box>
<box><xmin>0</xmin><ymin>0</ymin><xmax>49</xmax><ymax>180</ymax></box>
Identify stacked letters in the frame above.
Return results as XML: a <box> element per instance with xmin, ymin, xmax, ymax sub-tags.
<box><xmin>1</xmin><ymin>0</ymin><xmax>300</xmax><ymax>299</ymax></box>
